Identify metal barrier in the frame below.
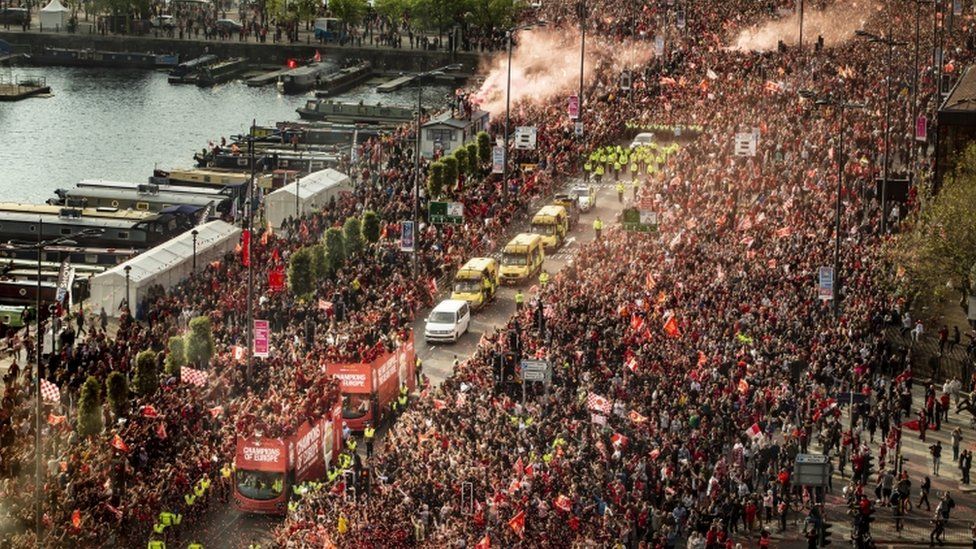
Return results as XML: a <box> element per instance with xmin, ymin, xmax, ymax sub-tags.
<box><xmin>824</xmin><ymin>504</ymin><xmax>974</xmax><ymax>545</ymax></box>
<box><xmin>884</xmin><ymin>326</ymin><xmax>974</xmax><ymax>384</ymax></box>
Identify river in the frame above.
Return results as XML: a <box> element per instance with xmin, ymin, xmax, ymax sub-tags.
<box><xmin>0</xmin><ymin>65</ymin><xmax>452</xmax><ymax>203</ymax></box>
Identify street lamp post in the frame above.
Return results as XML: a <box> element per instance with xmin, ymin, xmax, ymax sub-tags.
<box><xmin>411</xmin><ymin>63</ymin><xmax>463</xmax><ymax>279</ymax></box>
<box><xmin>855</xmin><ymin>29</ymin><xmax>906</xmax><ymax>234</ymax></box>
<box><xmin>578</xmin><ymin>0</ymin><xmax>587</xmax><ymax>150</ymax></box>
<box><xmin>191</xmin><ymin>229</ymin><xmax>199</xmax><ymax>272</ymax></box>
<box><xmin>124</xmin><ymin>265</ymin><xmax>131</xmax><ymax>314</ymax></box>
<box><xmin>799</xmin><ymin>90</ymin><xmax>866</xmax><ymax>319</ymax></box>
<box><xmin>6</xmin><ymin>225</ymin><xmax>101</xmax><ymax>546</ymax></box>
<box><xmin>502</xmin><ymin>21</ymin><xmax>544</xmax><ymax>206</ymax></box>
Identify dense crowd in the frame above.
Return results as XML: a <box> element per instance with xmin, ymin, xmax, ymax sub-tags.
<box><xmin>3</xmin><ymin>0</ymin><xmax>976</xmax><ymax>547</ymax></box>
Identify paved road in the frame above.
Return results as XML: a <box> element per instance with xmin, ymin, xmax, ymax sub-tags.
<box><xmin>188</xmin><ymin>175</ymin><xmax>635</xmax><ymax>546</ymax></box>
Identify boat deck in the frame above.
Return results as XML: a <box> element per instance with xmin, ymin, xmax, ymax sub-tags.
<box><xmin>0</xmin><ymin>80</ymin><xmax>50</xmax><ymax>101</ymax></box>
<box><xmin>245</xmin><ymin>67</ymin><xmax>292</xmax><ymax>87</ymax></box>
<box><xmin>376</xmin><ymin>74</ymin><xmax>416</xmax><ymax>93</ymax></box>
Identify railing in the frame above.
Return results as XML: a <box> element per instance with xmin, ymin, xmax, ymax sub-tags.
<box><xmin>823</xmin><ymin>505</ymin><xmax>974</xmax><ymax>545</ymax></box>
<box><xmin>884</xmin><ymin>326</ymin><xmax>974</xmax><ymax>384</ymax></box>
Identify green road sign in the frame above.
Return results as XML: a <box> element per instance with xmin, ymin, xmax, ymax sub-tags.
<box><xmin>429</xmin><ymin>201</ymin><xmax>464</xmax><ymax>224</ymax></box>
<box><xmin>621</xmin><ymin>207</ymin><xmax>658</xmax><ymax>233</ymax></box>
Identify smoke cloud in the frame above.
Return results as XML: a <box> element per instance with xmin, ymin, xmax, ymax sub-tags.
<box><xmin>473</xmin><ymin>28</ymin><xmax>656</xmax><ymax>117</ymax></box>
<box><xmin>732</xmin><ymin>1</ymin><xmax>878</xmax><ymax>51</ymax></box>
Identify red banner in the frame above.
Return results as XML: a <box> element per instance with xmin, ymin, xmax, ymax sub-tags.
<box><xmin>268</xmin><ymin>267</ymin><xmax>285</xmax><ymax>291</ymax></box>
<box><xmin>241</xmin><ymin>230</ymin><xmax>251</xmax><ymax>266</ymax></box>
<box><xmin>235</xmin><ymin>437</ymin><xmax>287</xmax><ymax>473</ymax></box>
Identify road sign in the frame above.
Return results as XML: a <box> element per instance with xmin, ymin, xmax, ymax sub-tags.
<box><xmin>621</xmin><ymin>207</ymin><xmax>658</xmax><ymax>233</ymax></box>
<box><xmin>515</xmin><ymin>126</ymin><xmax>537</xmax><ymax>150</ymax></box>
<box><xmin>734</xmin><ymin>132</ymin><xmax>757</xmax><ymax>157</ymax></box>
<box><xmin>794</xmin><ymin>453</ymin><xmax>830</xmax><ymax>487</ymax></box>
<box><xmin>818</xmin><ymin>266</ymin><xmax>834</xmax><ymax>301</ymax></box>
<box><xmin>429</xmin><ymin>201</ymin><xmax>464</xmax><ymax>224</ymax></box>
<box><xmin>520</xmin><ymin>360</ymin><xmax>551</xmax><ymax>384</ymax></box>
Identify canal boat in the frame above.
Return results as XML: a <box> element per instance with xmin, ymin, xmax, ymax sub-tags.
<box><xmin>74</xmin><ymin>179</ymin><xmax>232</xmax><ymax>198</ymax></box>
<box><xmin>276</xmin><ymin>62</ymin><xmax>333</xmax><ymax>94</ymax></box>
<box><xmin>27</xmin><ymin>47</ymin><xmax>176</xmax><ymax>69</ymax></box>
<box><xmin>296</xmin><ymin>99</ymin><xmax>415</xmax><ymax>125</ymax></box>
<box><xmin>0</xmin><ymin>280</ymin><xmax>57</xmax><ymax>307</ymax></box>
<box><xmin>0</xmin><ymin>243</ymin><xmax>139</xmax><ymax>267</ymax></box>
<box><xmin>48</xmin><ymin>186</ymin><xmax>228</xmax><ymax>217</ymax></box>
<box><xmin>312</xmin><ymin>61</ymin><xmax>372</xmax><ymax>97</ymax></box>
<box><xmin>168</xmin><ymin>54</ymin><xmax>218</xmax><ymax>84</ymax></box>
<box><xmin>0</xmin><ymin>203</ymin><xmax>199</xmax><ymax>250</ymax></box>
<box><xmin>195</xmin><ymin>58</ymin><xmax>248</xmax><ymax>87</ymax></box>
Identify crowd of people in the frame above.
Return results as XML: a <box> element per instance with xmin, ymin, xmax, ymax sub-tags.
<box><xmin>3</xmin><ymin>0</ymin><xmax>976</xmax><ymax>547</ymax></box>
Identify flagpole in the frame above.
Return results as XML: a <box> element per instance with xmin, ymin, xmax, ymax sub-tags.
<box><xmin>35</xmin><ymin>217</ymin><xmax>43</xmax><ymax>545</ymax></box>
<box><xmin>246</xmin><ymin>119</ymin><xmax>255</xmax><ymax>383</ymax></box>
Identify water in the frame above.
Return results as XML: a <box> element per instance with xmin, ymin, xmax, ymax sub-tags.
<box><xmin>0</xmin><ymin>66</ymin><xmax>452</xmax><ymax>203</ymax></box>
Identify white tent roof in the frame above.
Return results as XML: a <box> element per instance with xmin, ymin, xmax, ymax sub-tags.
<box><xmin>269</xmin><ymin>168</ymin><xmax>352</xmax><ymax>201</ymax></box>
<box><xmin>41</xmin><ymin>0</ymin><xmax>69</xmax><ymax>12</ymax></box>
<box><xmin>89</xmin><ymin>220</ymin><xmax>241</xmax><ymax>317</ymax></box>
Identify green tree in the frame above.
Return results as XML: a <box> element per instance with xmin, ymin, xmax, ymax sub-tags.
<box><xmin>465</xmin><ymin>142</ymin><xmax>479</xmax><ymax>174</ymax></box>
<box><xmin>77</xmin><ymin>375</ymin><xmax>103</xmax><ymax>438</ymax></box>
<box><xmin>105</xmin><ymin>371</ymin><xmax>129</xmax><ymax>419</ymax></box>
<box><xmin>362</xmin><ymin>210</ymin><xmax>381</xmax><ymax>243</ymax></box>
<box><xmin>887</xmin><ymin>143</ymin><xmax>976</xmax><ymax>306</ymax></box>
<box><xmin>310</xmin><ymin>244</ymin><xmax>330</xmax><ymax>281</ymax></box>
<box><xmin>290</xmin><ymin>246</ymin><xmax>316</xmax><ymax>294</ymax></box>
<box><xmin>329</xmin><ymin>0</ymin><xmax>369</xmax><ymax>27</ymax></box>
<box><xmin>133</xmin><ymin>350</ymin><xmax>159</xmax><ymax>395</ymax></box>
<box><xmin>164</xmin><ymin>336</ymin><xmax>186</xmax><ymax>377</ymax></box>
<box><xmin>442</xmin><ymin>155</ymin><xmax>459</xmax><ymax>189</ymax></box>
<box><xmin>343</xmin><ymin>216</ymin><xmax>364</xmax><ymax>257</ymax></box>
<box><xmin>453</xmin><ymin>147</ymin><xmax>469</xmax><ymax>177</ymax></box>
<box><xmin>410</xmin><ymin>0</ymin><xmax>465</xmax><ymax>35</ymax></box>
<box><xmin>428</xmin><ymin>161</ymin><xmax>445</xmax><ymax>198</ymax></box>
<box><xmin>185</xmin><ymin>316</ymin><xmax>215</xmax><ymax>368</ymax></box>
<box><xmin>374</xmin><ymin>0</ymin><xmax>409</xmax><ymax>20</ymax></box>
<box><xmin>466</xmin><ymin>0</ymin><xmax>520</xmax><ymax>30</ymax></box>
<box><xmin>325</xmin><ymin>227</ymin><xmax>346</xmax><ymax>272</ymax></box>
<box><xmin>477</xmin><ymin>132</ymin><xmax>491</xmax><ymax>167</ymax></box>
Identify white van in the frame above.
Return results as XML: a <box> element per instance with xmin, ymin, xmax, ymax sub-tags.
<box><xmin>424</xmin><ymin>299</ymin><xmax>471</xmax><ymax>343</ymax></box>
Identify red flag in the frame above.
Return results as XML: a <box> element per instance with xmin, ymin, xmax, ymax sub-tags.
<box><xmin>330</xmin><ymin>481</ymin><xmax>345</xmax><ymax>495</ymax></box>
<box><xmin>628</xmin><ymin>410</ymin><xmax>647</xmax><ymax>423</ymax></box>
<box><xmin>156</xmin><ymin>422</ymin><xmax>167</xmax><ymax>440</ymax></box>
<box><xmin>625</xmin><ymin>356</ymin><xmax>639</xmax><ymax>373</ymax></box>
<box><xmin>270</xmin><ymin>247</ymin><xmax>281</xmax><ymax>263</ymax></box>
<box><xmin>514</xmin><ymin>457</ymin><xmax>524</xmax><ymax>477</ymax></box>
<box><xmin>318</xmin><ymin>299</ymin><xmax>334</xmax><ymax>312</ymax></box>
<box><xmin>71</xmin><ymin>509</ymin><xmax>81</xmax><ymax>529</ymax></box>
<box><xmin>110</xmin><ymin>434</ymin><xmax>131</xmax><ymax>453</ymax></box>
<box><xmin>241</xmin><ymin>230</ymin><xmax>251</xmax><ymax>266</ymax></box>
<box><xmin>508</xmin><ymin>510</ymin><xmax>526</xmax><ymax>539</ymax></box>
<box><xmin>611</xmin><ymin>433</ymin><xmax>629</xmax><ymax>449</ymax></box>
<box><xmin>141</xmin><ymin>405</ymin><xmax>159</xmax><ymax>418</ymax></box>
<box><xmin>313</xmin><ymin>50</ymin><xmax>322</xmax><ymax>63</ymax></box>
<box><xmin>508</xmin><ymin>478</ymin><xmax>521</xmax><ymax>494</ymax></box>
<box><xmin>433</xmin><ymin>399</ymin><xmax>447</xmax><ymax>410</ymax></box>
<box><xmin>663</xmin><ymin>316</ymin><xmax>680</xmax><ymax>337</ymax></box>
<box><xmin>745</xmin><ymin>423</ymin><xmax>762</xmax><ymax>439</ymax></box>
<box><xmin>524</xmin><ymin>463</ymin><xmax>534</xmax><ymax>477</ymax></box>
<box><xmin>47</xmin><ymin>413</ymin><xmax>67</xmax><ymax>426</ymax></box>
<box><xmin>696</xmin><ymin>351</ymin><xmax>707</xmax><ymax>367</ymax></box>
<box><xmin>475</xmin><ymin>535</ymin><xmax>490</xmax><ymax>549</ymax></box>
<box><xmin>629</xmin><ymin>315</ymin><xmax>644</xmax><ymax>332</ymax></box>
<box><xmin>268</xmin><ymin>268</ymin><xmax>285</xmax><ymax>292</ymax></box>
<box><xmin>554</xmin><ymin>494</ymin><xmax>572</xmax><ymax>513</ymax></box>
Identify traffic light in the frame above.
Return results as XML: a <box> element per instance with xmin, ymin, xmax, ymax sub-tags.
<box><xmin>819</xmin><ymin>521</ymin><xmax>832</xmax><ymax>546</ymax></box>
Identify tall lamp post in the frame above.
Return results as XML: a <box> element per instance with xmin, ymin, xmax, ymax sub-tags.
<box><xmin>123</xmin><ymin>265</ymin><xmax>131</xmax><ymax>314</ymax></box>
<box><xmin>798</xmin><ymin>90</ymin><xmax>866</xmax><ymax>319</ymax></box>
<box><xmin>410</xmin><ymin>63</ymin><xmax>463</xmax><ymax>278</ymax></box>
<box><xmin>191</xmin><ymin>229</ymin><xmax>199</xmax><ymax>272</ymax></box>
<box><xmin>501</xmin><ymin>21</ymin><xmax>545</xmax><ymax>205</ymax></box>
<box><xmin>578</xmin><ymin>0</ymin><xmax>587</xmax><ymax>153</ymax></box>
<box><xmin>5</xmin><ymin>225</ymin><xmax>101</xmax><ymax>546</ymax></box>
<box><xmin>855</xmin><ymin>29</ymin><xmax>907</xmax><ymax>234</ymax></box>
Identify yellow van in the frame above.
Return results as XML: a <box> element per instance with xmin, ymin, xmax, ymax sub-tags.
<box><xmin>530</xmin><ymin>205</ymin><xmax>569</xmax><ymax>251</ymax></box>
<box><xmin>451</xmin><ymin>257</ymin><xmax>499</xmax><ymax>310</ymax></box>
<box><xmin>500</xmin><ymin>233</ymin><xmax>545</xmax><ymax>285</ymax></box>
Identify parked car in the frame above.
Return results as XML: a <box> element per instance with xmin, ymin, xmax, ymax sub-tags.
<box><xmin>0</xmin><ymin>8</ymin><xmax>29</xmax><ymax>25</ymax></box>
<box><xmin>630</xmin><ymin>132</ymin><xmax>655</xmax><ymax>149</ymax></box>
<box><xmin>151</xmin><ymin>15</ymin><xmax>176</xmax><ymax>29</ymax></box>
<box><xmin>213</xmin><ymin>18</ymin><xmax>243</xmax><ymax>34</ymax></box>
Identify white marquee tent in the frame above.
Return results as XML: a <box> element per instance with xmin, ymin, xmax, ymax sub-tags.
<box><xmin>89</xmin><ymin>220</ymin><xmax>241</xmax><ymax>318</ymax></box>
<box><xmin>40</xmin><ymin>0</ymin><xmax>70</xmax><ymax>30</ymax></box>
<box><xmin>265</xmin><ymin>168</ymin><xmax>353</xmax><ymax>230</ymax></box>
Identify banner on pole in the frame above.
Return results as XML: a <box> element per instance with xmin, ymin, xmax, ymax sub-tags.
<box><xmin>253</xmin><ymin>319</ymin><xmax>270</xmax><ymax>358</ymax></box>
<box><xmin>492</xmin><ymin>146</ymin><xmax>505</xmax><ymax>174</ymax></box>
<box><xmin>55</xmin><ymin>258</ymin><xmax>72</xmax><ymax>303</ymax></box>
<box><xmin>568</xmin><ymin>95</ymin><xmax>579</xmax><ymax>120</ymax></box>
<box><xmin>400</xmin><ymin>221</ymin><xmax>415</xmax><ymax>252</ymax></box>
<box><xmin>818</xmin><ymin>266</ymin><xmax>834</xmax><ymax>301</ymax></box>
<box><xmin>915</xmin><ymin>115</ymin><xmax>927</xmax><ymax>142</ymax></box>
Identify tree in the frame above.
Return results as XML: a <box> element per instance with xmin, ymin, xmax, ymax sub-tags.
<box><xmin>442</xmin><ymin>155</ymin><xmax>459</xmax><ymax>189</ymax></box>
<box><xmin>164</xmin><ymin>336</ymin><xmax>186</xmax><ymax>377</ymax></box>
<box><xmin>374</xmin><ymin>0</ymin><xmax>409</xmax><ymax>20</ymax></box>
<box><xmin>410</xmin><ymin>0</ymin><xmax>466</xmax><ymax>36</ymax></box>
<box><xmin>362</xmin><ymin>210</ymin><xmax>381</xmax><ymax>243</ymax></box>
<box><xmin>325</xmin><ymin>228</ymin><xmax>346</xmax><ymax>271</ymax></box>
<box><xmin>133</xmin><ymin>350</ymin><xmax>159</xmax><ymax>395</ymax></box>
<box><xmin>105</xmin><ymin>371</ymin><xmax>129</xmax><ymax>419</ymax></box>
<box><xmin>477</xmin><ymin>131</ymin><xmax>491</xmax><ymax>166</ymax></box>
<box><xmin>185</xmin><ymin>316</ymin><xmax>215</xmax><ymax>368</ymax></box>
<box><xmin>453</xmin><ymin>148</ymin><xmax>469</xmax><ymax>178</ymax></box>
<box><xmin>428</xmin><ymin>161</ymin><xmax>445</xmax><ymax>198</ymax></box>
<box><xmin>310</xmin><ymin>244</ymin><xmax>329</xmax><ymax>281</ymax></box>
<box><xmin>887</xmin><ymin>143</ymin><xmax>976</xmax><ymax>307</ymax></box>
<box><xmin>329</xmin><ymin>0</ymin><xmax>369</xmax><ymax>27</ymax></box>
<box><xmin>466</xmin><ymin>142</ymin><xmax>479</xmax><ymax>174</ymax></box>
<box><xmin>466</xmin><ymin>0</ymin><xmax>520</xmax><ymax>31</ymax></box>
<box><xmin>290</xmin><ymin>246</ymin><xmax>316</xmax><ymax>294</ymax></box>
<box><xmin>77</xmin><ymin>376</ymin><xmax>103</xmax><ymax>437</ymax></box>
<box><xmin>344</xmin><ymin>216</ymin><xmax>364</xmax><ymax>257</ymax></box>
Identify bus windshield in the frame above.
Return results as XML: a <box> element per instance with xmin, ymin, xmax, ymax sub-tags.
<box><xmin>501</xmin><ymin>253</ymin><xmax>528</xmax><ymax>266</ymax></box>
<box><xmin>454</xmin><ymin>279</ymin><xmax>481</xmax><ymax>293</ymax></box>
<box><xmin>530</xmin><ymin>223</ymin><xmax>555</xmax><ymax>235</ymax></box>
<box><xmin>236</xmin><ymin>470</ymin><xmax>284</xmax><ymax>501</ymax></box>
<box><xmin>342</xmin><ymin>393</ymin><xmax>370</xmax><ymax>419</ymax></box>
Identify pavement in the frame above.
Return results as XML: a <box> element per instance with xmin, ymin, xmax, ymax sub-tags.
<box><xmin>185</xmin><ymin>174</ymin><xmax>634</xmax><ymax>546</ymax></box>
